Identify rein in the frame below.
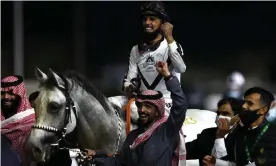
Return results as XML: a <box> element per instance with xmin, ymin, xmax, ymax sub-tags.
<box><xmin>122</xmin><ymin>78</ymin><xmax>141</xmax><ymax>135</ymax></box>
<box><xmin>123</xmin><ymin>98</ymin><xmax>135</xmax><ymax>135</ymax></box>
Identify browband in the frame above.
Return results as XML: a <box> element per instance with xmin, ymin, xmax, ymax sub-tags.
<box><xmin>1</xmin><ymin>75</ymin><xmax>24</xmax><ymax>88</ymax></box>
<box><xmin>137</xmin><ymin>91</ymin><xmax>163</xmax><ymax>100</ymax></box>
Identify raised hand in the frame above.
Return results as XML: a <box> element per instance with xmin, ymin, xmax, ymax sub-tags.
<box><xmin>216</xmin><ymin>118</ymin><xmax>231</xmax><ymax>138</ymax></box>
<box><xmin>155</xmin><ymin>61</ymin><xmax>170</xmax><ymax>77</ymax></box>
<box><xmin>161</xmin><ymin>22</ymin><xmax>174</xmax><ymax>44</ymax></box>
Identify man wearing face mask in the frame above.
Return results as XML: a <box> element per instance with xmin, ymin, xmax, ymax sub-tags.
<box><xmin>122</xmin><ymin>1</ymin><xmax>186</xmax><ymax>116</ymax></box>
<box><xmin>203</xmin><ymin>87</ymin><xmax>276</xmax><ymax>166</ymax></box>
<box><xmin>1</xmin><ymin>75</ymin><xmax>35</xmax><ymax>163</ymax></box>
<box><xmin>185</xmin><ymin>97</ymin><xmax>243</xmax><ymax>165</ymax></box>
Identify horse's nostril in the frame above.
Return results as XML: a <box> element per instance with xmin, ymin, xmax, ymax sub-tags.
<box><xmin>36</xmin><ymin>147</ymin><xmax>40</xmax><ymax>152</ymax></box>
<box><xmin>33</xmin><ymin>147</ymin><xmax>42</xmax><ymax>159</ymax></box>
<box><xmin>32</xmin><ymin>146</ymin><xmax>48</xmax><ymax>163</ymax></box>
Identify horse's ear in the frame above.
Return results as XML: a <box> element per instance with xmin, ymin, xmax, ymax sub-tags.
<box><xmin>35</xmin><ymin>66</ymin><xmax>48</xmax><ymax>83</ymax></box>
<box><xmin>47</xmin><ymin>68</ymin><xmax>66</xmax><ymax>89</ymax></box>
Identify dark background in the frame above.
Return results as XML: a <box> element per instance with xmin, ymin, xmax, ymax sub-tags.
<box><xmin>1</xmin><ymin>1</ymin><xmax>276</xmax><ymax>103</ymax></box>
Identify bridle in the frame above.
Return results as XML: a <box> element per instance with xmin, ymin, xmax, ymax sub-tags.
<box><xmin>32</xmin><ymin>75</ymin><xmax>123</xmax><ymax>155</ymax></box>
<box><xmin>32</xmin><ymin>80</ymin><xmax>78</xmax><ymax>148</ymax></box>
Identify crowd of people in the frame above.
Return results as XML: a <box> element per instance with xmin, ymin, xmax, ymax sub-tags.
<box><xmin>2</xmin><ymin>1</ymin><xmax>276</xmax><ymax>166</ymax></box>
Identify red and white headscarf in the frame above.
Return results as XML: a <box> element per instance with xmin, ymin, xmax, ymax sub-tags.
<box><xmin>132</xmin><ymin>90</ymin><xmax>187</xmax><ymax>166</ymax></box>
<box><xmin>1</xmin><ymin>75</ymin><xmax>35</xmax><ymax>159</ymax></box>
<box><xmin>136</xmin><ymin>90</ymin><xmax>166</xmax><ymax>117</ymax></box>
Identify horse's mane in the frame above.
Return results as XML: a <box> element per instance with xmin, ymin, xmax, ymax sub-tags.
<box><xmin>59</xmin><ymin>70</ymin><xmax>111</xmax><ymax>112</ymax></box>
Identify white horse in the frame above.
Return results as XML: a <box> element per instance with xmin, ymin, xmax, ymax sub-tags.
<box><xmin>27</xmin><ymin>68</ymin><xmax>135</xmax><ymax>165</ymax></box>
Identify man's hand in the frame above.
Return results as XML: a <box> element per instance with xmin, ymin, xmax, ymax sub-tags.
<box><xmin>203</xmin><ymin>155</ymin><xmax>216</xmax><ymax>166</ymax></box>
<box><xmin>161</xmin><ymin>22</ymin><xmax>174</xmax><ymax>44</ymax></box>
<box><xmin>155</xmin><ymin>61</ymin><xmax>170</xmax><ymax>77</ymax></box>
<box><xmin>125</xmin><ymin>84</ymin><xmax>137</xmax><ymax>99</ymax></box>
<box><xmin>216</xmin><ymin>118</ymin><xmax>231</xmax><ymax>138</ymax></box>
<box><xmin>230</xmin><ymin>115</ymin><xmax>240</xmax><ymax>126</ymax></box>
<box><xmin>85</xmin><ymin>149</ymin><xmax>96</xmax><ymax>160</ymax></box>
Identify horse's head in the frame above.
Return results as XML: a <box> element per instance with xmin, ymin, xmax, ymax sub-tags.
<box><xmin>28</xmin><ymin>67</ymin><xmax>77</xmax><ymax>163</ymax></box>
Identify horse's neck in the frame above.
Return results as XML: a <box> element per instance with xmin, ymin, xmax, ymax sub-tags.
<box><xmin>71</xmin><ymin>87</ymin><xmax>126</xmax><ymax>153</ymax></box>
<box><xmin>73</xmin><ymin>87</ymin><xmax>117</xmax><ymax>119</ymax></box>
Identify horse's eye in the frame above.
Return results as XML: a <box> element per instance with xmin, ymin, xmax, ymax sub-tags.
<box><xmin>49</xmin><ymin>102</ymin><xmax>60</xmax><ymax>113</ymax></box>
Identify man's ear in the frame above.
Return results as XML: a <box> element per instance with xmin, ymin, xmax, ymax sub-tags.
<box><xmin>155</xmin><ymin>109</ymin><xmax>160</xmax><ymax>117</ymax></box>
<box><xmin>156</xmin><ymin>112</ymin><xmax>159</xmax><ymax>116</ymax></box>
<box><xmin>259</xmin><ymin>106</ymin><xmax>269</xmax><ymax>115</ymax></box>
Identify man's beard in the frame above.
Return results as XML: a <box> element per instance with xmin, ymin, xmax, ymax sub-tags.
<box><xmin>142</xmin><ymin>27</ymin><xmax>162</xmax><ymax>43</ymax></box>
<box><xmin>1</xmin><ymin>98</ymin><xmax>20</xmax><ymax>119</ymax></box>
<box><xmin>137</xmin><ymin>119</ymin><xmax>153</xmax><ymax>128</ymax></box>
<box><xmin>137</xmin><ymin>115</ymin><xmax>157</xmax><ymax>129</ymax></box>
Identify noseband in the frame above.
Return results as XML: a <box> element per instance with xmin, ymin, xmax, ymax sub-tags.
<box><xmin>32</xmin><ymin>77</ymin><xmax>77</xmax><ymax>147</ymax></box>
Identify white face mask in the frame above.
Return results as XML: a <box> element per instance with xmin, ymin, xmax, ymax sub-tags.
<box><xmin>266</xmin><ymin>107</ymin><xmax>276</xmax><ymax>124</ymax></box>
<box><xmin>216</xmin><ymin>115</ymin><xmax>232</xmax><ymax>126</ymax></box>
